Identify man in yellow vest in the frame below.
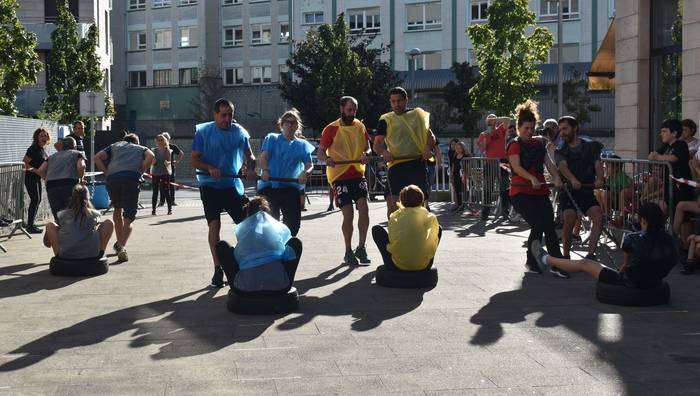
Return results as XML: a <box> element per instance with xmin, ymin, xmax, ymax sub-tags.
<box><xmin>318</xmin><ymin>96</ymin><xmax>372</xmax><ymax>266</ymax></box>
<box><xmin>373</xmin><ymin>87</ymin><xmax>436</xmax><ymax>218</ymax></box>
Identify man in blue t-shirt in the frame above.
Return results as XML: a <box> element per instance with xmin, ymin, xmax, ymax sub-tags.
<box><xmin>191</xmin><ymin>98</ymin><xmax>257</xmax><ymax>288</ymax></box>
<box><xmin>95</xmin><ymin>133</ymin><xmax>154</xmax><ymax>263</ymax></box>
<box><xmin>258</xmin><ymin>109</ymin><xmax>314</xmax><ymax>236</ymax></box>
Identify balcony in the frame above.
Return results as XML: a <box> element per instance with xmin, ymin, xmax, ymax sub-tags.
<box><xmin>20</xmin><ymin>17</ymin><xmax>95</xmax><ymax>50</ymax></box>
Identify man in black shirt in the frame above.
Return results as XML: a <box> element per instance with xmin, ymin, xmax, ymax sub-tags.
<box><xmin>54</xmin><ymin>121</ymin><xmax>86</xmax><ymax>154</ymax></box>
<box><xmin>648</xmin><ymin>119</ymin><xmax>693</xmax><ymax>213</ymax></box>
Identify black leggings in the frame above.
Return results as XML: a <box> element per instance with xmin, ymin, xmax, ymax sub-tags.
<box><xmin>372</xmin><ymin>225</ymin><xmax>442</xmax><ymax>271</ymax></box>
<box><xmin>160</xmin><ymin>168</ymin><xmax>177</xmax><ymax>205</ymax></box>
<box><xmin>510</xmin><ymin>193</ymin><xmax>563</xmax><ymax>263</ymax></box>
<box><xmin>24</xmin><ymin>175</ymin><xmax>41</xmax><ymax>227</ymax></box>
<box><xmin>451</xmin><ymin>171</ymin><xmax>463</xmax><ymax>206</ymax></box>
<box><xmin>219</xmin><ymin>237</ymin><xmax>302</xmax><ymax>295</ymax></box>
<box><xmin>151</xmin><ymin>174</ymin><xmax>172</xmax><ymax>211</ymax></box>
<box><xmin>259</xmin><ymin>187</ymin><xmax>302</xmax><ymax>236</ymax></box>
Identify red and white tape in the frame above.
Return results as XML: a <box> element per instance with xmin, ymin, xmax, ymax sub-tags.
<box><xmin>670</xmin><ymin>176</ymin><xmax>699</xmax><ymax>189</ymax></box>
<box><xmin>143</xmin><ymin>173</ymin><xmax>200</xmax><ymax>190</ymax></box>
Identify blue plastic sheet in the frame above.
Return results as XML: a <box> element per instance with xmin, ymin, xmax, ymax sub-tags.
<box><xmin>234</xmin><ymin>212</ymin><xmax>296</xmax><ymax>269</ymax></box>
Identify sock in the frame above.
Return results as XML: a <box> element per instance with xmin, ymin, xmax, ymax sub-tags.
<box><xmin>542</xmin><ymin>254</ymin><xmax>550</xmax><ymax>265</ymax></box>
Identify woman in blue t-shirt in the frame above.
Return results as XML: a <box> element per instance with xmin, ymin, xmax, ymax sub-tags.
<box><xmin>215</xmin><ymin>196</ymin><xmax>302</xmax><ymax>295</ymax></box>
<box><xmin>257</xmin><ymin>109</ymin><xmax>314</xmax><ymax>236</ymax></box>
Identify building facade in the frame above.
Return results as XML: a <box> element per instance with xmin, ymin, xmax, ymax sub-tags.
<box><xmin>16</xmin><ymin>0</ymin><xmax>113</xmax><ymax>127</ymax></box>
<box><xmin>111</xmin><ymin>0</ymin><xmax>615</xmax><ymax>138</ymax></box>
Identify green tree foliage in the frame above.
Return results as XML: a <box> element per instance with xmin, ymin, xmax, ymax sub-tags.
<box><xmin>280</xmin><ymin>13</ymin><xmax>401</xmax><ymax>135</ymax></box>
<box><xmin>467</xmin><ymin>0</ymin><xmax>553</xmax><ymax>116</ymax></box>
<box><xmin>0</xmin><ymin>0</ymin><xmax>43</xmax><ymax>116</ymax></box>
<box><xmin>443</xmin><ymin>62</ymin><xmax>481</xmax><ymax>136</ymax></box>
<box><xmin>42</xmin><ymin>0</ymin><xmax>113</xmax><ymax>124</ymax></box>
<box><xmin>562</xmin><ymin>67</ymin><xmax>601</xmax><ymax>127</ymax></box>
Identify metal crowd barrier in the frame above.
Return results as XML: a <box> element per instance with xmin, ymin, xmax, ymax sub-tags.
<box><xmin>599</xmin><ymin>158</ymin><xmax>674</xmax><ymax>241</ymax></box>
<box><xmin>0</xmin><ymin>162</ymin><xmax>31</xmax><ymax>252</ymax></box>
<box><xmin>460</xmin><ymin>157</ymin><xmax>502</xmax><ymax>215</ymax></box>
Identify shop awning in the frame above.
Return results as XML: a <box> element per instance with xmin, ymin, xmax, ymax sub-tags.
<box><xmin>588</xmin><ymin>18</ymin><xmax>616</xmax><ymax>91</ymax></box>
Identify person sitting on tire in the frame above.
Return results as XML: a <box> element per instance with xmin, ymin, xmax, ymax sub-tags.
<box><xmin>216</xmin><ymin>196</ymin><xmax>302</xmax><ymax>295</ymax></box>
<box><xmin>372</xmin><ymin>185</ymin><xmax>441</xmax><ymax>271</ymax></box>
<box><xmin>530</xmin><ymin>202</ymin><xmax>678</xmax><ymax>289</ymax></box>
<box><xmin>43</xmin><ymin>184</ymin><xmax>114</xmax><ymax>259</ymax></box>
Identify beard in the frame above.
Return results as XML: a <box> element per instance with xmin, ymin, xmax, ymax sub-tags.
<box><xmin>341</xmin><ymin>115</ymin><xmax>354</xmax><ymax>125</ymax></box>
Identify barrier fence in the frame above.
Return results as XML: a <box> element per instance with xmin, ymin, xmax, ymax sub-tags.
<box><xmin>0</xmin><ymin>162</ymin><xmax>31</xmax><ymax>252</ymax></box>
<box><xmin>459</xmin><ymin>157</ymin><xmax>503</xmax><ymax>216</ymax></box>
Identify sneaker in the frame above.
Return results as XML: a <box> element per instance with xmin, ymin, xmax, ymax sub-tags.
<box><xmin>480</xmin><ymin>206</ymin><xmax>491</xmax><ymax>221</ymax></box>
<box><xmin>343</xmin><ymin>249</ymin><xmax>359</xmax><ymax>266</ymax></box>
<box><xmin>210</xmin><ymin>266</ymin><xmax>224</xmax><ymax>288</ymax></box>
<box><xmin>301</xmin><ymin>207</ymin><xmax>308</xmax><ymax>212</ymax></box>
<box><xmin>117</xmin><ymin>249</ymin><xmax>129</xmax><ymax>263</ymax></box>
<box><xmin>158</xmin><ymin>202</ymin><xmax>165</xmax><ymax>207</ymax></box>
<box><xmin>571</xmin><ymin>234</ymin><xmax>582</xmax><ymax>243</ymax></box>
<box><xmin>27</xmin><ymin>225</ymin><xmax>42</xmax><ymax>234</ymax></box>
<box><xmin>327</xmin><ymin>204</ymin><xmax>334</xmax><ymax>212</ymax></box>
<box><xmin>529</xmin><ymin>240</ymin><xmax>550</xmax><ymax>273</ymax></box>
<box><xmin>167</xmin><ymin>210</ymin><xmax>172</xmax><ymax>215</ymax></box>
<box><xmin>584</xmin><ymin>253</ymin><xmax>597</xmax><ymax>261</ymax></box>
<box><xmin>525</xmin><ymin>260</ymin><xmax>543</xmax><ymax>274</ymax></box>
<box><xmin>681</xmin><ymin>259</ymin><xmax>696</xmax><ymax>275</ymax></box>
<box><xmin>354</xmin><ymin>245</ymin><xmax>371</xmax><ymax>265</ymax></box>
<box><xmin>113</xmin><ymin>242</ymin><xmax>123</xmax><ymax>254</ymax></box>
<box><xmin>549</xmin><ymin>267</ymin><xmax>570</xmax><ymax>279</ymax></box>
<box><xmin>152</xmin><ymin>209</ymin><xmax>156</xmax><ymax>215</ymax></box>
<box><xmin>172</xmin><ymin>202</ymin><xmax>178</xmax><ymax>206</ymax></box>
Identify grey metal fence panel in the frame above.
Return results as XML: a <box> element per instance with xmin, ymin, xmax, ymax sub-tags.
<box><xmin>0</xmin><ymin>162</ymin><xmax>30</xmax><ymax>251</ymax></box>
<box><xmin>0</xmin><ymin>115</ymin><xmax>57</xmax><ymax>163</ymax></box>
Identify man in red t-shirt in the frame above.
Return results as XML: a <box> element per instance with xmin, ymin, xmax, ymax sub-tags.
<box><xmin>477</xmin><ymin>114</ymin><xmax>512</xmax><ymax>219</ymax></box>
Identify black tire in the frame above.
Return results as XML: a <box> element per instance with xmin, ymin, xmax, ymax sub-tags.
<box><xmin>49</xmin><ymin>256</ymin><xmax>109</xmax><ymax>277</ymax></box>
<box><xmin>375</xmin><ymin>265</ymin><xmax>438</xmax><ymax>289</ymax></box>
<box><xmin>595</xmin><ymin>281</ymin><xmax>670</xmax><ymax>306</ymax></box>
<box><xmin>227</xmin><ymin>287</ymin><xmax>299</xmax><ymax>315</ymax></box>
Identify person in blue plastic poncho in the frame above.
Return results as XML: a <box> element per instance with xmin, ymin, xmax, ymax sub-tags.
<box><xmin>215</xmin><ymin>196</ymin><xmax>302</xmax><ymax>295</ymax></box>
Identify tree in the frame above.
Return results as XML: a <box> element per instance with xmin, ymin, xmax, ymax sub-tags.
<box><xmin>189</xmin><ymin>66</ymin><xmax>224</xmax><ymax>122</ymax></box>
<box><xmin>280</xmin><ymin>13</ymin><xmax>401</xmax><ymax>134</ymax></box>
<box><xmin>428</xmin><ymin>102</ymin><xmax>451</xmax><ymax>136</ymax></box>
<box><xmin>562</xmin><ymin>67</ymin><xmax>601</xmax><ymax>127</ymax></box>
<box><xmin>443</xmin><ymin>62</ymin><xmax>481</xmax><ymax>136</ymax></box>
<box><xmin>0</xmin><ymin>0</ymin><xmax>43</xmax><ymax>116</ymax></box>
<box><xmin>467</xmin><ymin>0</ymin><xmax>553</xmax><ymax>116</ymax></box>
<box><xmin>41</xmin><ymin>0</ymin><xmax>113</xmax><ymax>123</ymax></box>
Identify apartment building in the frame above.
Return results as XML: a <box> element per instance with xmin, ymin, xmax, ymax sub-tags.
<box><xmin>16</xmin><ymin>0</ymin><xmax>113</xmax><ymax>127</ymax></box>
<box><xmin>111</xmin><ymin>0</ymin><xmax>615</xmax><ymax>138</ymax></box>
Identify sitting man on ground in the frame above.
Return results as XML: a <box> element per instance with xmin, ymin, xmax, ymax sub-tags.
<box><xmin>215</xmin><ymin>196</ymin><xmax>302</xmax><ymax>296</ymax></box>
<box><xmin>372</xmin><ymin>185</ymin><xmax>441</xmax><ymax>271</ymax></box>
<box><xmin>43</xmin><ymin>184</ymin><xmax>114</xmax><ymax>259</ymax></box>
<box><xmin>681</xmin><ymin>218</ymin><xmax>700</xmax><ymax>275</ymax></box>
<box><xmin>531</xmin><ymin>202</ymin><xmax>678</xmax><ymax>289</ymax></box>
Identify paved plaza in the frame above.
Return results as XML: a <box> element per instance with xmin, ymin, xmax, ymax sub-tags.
<box><xmin>1</xmin><ymin>191</ymin><xmax>700</xmax><ymax>395</ymax></box>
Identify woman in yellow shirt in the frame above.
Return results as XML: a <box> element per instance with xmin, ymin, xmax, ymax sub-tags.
<box><xmin>372</xmin><ymin>185</ymin><xmax>441</xmax><ymax>271</ymax></box>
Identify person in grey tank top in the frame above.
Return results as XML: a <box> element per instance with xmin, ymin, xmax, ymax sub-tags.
<box><xmin>150</xmin><ymin>133</ymin><xmax>173</xmax><ymax>215</ymax></box>
<box><xmin>95</xmin><ymin>133</ymin><xmax>154</xmax><ymax>263</ymax></box>
<box><xmin>37</xmin><ymin>137</ymin><xmax>86</xmax><ymax>222</ymax></box>
<box><xmin>43</xmin><ymin>184</ymin><xmax>114</xmax><ymax>259</ymax></box>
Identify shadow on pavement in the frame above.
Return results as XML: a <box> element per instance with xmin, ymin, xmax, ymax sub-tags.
<box><xmin>0</xmin><ymin>288</ymin><xmax>283</xmax><ymax>371</ymax></box>
<box><xmin>278</xmin><ymin>270</ymin><xmax>430</xmax><ymax>332</ymax></box>
<box><xmin>148</xmin><ymin>214</ymin><xmax>206</xmax><ymax>225</ymax></box>
<box><xmin>469</xmin><ymin>272</ymin><xmax>700</xmax><ymax>394</ymax></box>
<box><xmin>0</xmin><ymin>263</ymin><xmax>89</xmax><ymax>300</ymax></box>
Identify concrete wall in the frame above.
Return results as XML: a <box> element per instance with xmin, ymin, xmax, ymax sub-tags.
<box><xmin>682</xmin><ymin>0</ymin><xmax>700</xmax><ymax>123</ymax></box>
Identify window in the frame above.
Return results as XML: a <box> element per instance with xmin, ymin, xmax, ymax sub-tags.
<box><xmin>129</xmin><ymin>31</ymin><xmax>147</xmax><ymax>50</ymax></box>
<box><xmin>179</xmin><ymin>68</ymin><xmax>198</xmax><ymax>85</ymax></box>
<box><xmin>128</xmin><ymin>0</ymin><xmax>146</xmax><ymax>10</ymax></box>
<box><xmin>406</xmin><ymin>2</ymin><xmax>442</xmax><ymax>31</ymax></box>
<box><xmin>251</xmin><ymin>66</ymin><xmax>271</xmax><ymax>84</ymax></box>
<box><xmin>303</xmin><ymin>11</ymin><xmax>324</xmax><ymax>25</ymax></box>
<box><xmin>279</xmin><ymin>64</ymin><xmax>289</xmax><ymax>82</ymax></box>
<box><xmin>153</xmin><ymin>0</ymin><xmax>171</xmax><ymax>7</ymax></box>
<box><xmin>251</xmin><ymin>24</ymin><xmax>271</xmax><ymax>45</ymax></box>
<box><xmin>224</xmin><ymin>68</ymin><xmax>244</xmax><ymax>85</ymax></box>
<box><xmin>471</xmin><ymin>1</ymin><xmax>489</xmax><ymax>21</ymax></box>
<box><xmin>222</xmin><ymin>0</ymin><xmax>241</xmax><ymax>4</ymax></box>
<box><xmin>153</xmin><ymin>29</ymin><xmax>172</xmax><ymax>49</ymax></box>
<box><xmin>129</xmin><ymin>71</ymin><xmax>147</xmax><ymax>87</ymax></box>
<box><xmin>609</xmin><ymin>0</ymin><xmax>615</xmax><ymax>17</ymax></box>
<box><xmin>179</xmin><ymin>27</ymin><xmax>198</xmax><ymax>47</ymax></box>
<box><xmin>279</xmin><ymin>23</ymin><xmax>289</xmax><ymax>42</ymax></box>
<box><xmin>348</xmin><ymin>8</ymin><xmax>380</xmax><ymax>34</ymax></box>
<box><xmin>410</xmin><ymin>52</ymin><xmax>441</xmax><ymax>70</ymax></box>
<box><xmin>223</xmin><ymin>26</ymin><xmax>243</xmax><ymax>46</ymax></box>
<box><xmin>180</xmin><ymin>0</ymin><xmax>196</xmax><ymax>5</ymax></box>
<box><xmin>540</xmin><ymin>0</ymin><xmax>580</xmax><ymax>21</ymax></box>
<box><xmin>153</xmin><ymin>69</ymin><xmax>172</xmax><ymax>86</ymax></box>
<box><xmin>547</xmin><ymin>43</ymin><xmax>580</xmax><ymax>63</ymax></box>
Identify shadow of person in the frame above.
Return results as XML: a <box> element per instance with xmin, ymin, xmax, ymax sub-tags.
<box><xmin>0</xmin><ymin>263</ymin><xmax>91</xmax><ymax>300</ymax></box>
<box><xmin>0</xmin><ymin>288</ymin><xmax>284</xmax><ymax>371</ymax></box>
<box><xmin>277</xmin><ymin>271</ymin><xmax>430</xmax><ymax>333</ymax></box>
<box><xmin>149</xmin><ymin>214</ymin><xmax>206</xmax><ymax>225</ymax></box>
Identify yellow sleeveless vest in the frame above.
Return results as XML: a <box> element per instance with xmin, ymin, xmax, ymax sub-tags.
<box><xmin>324</xmin><ymin>119</ymin><xmax>368</xmax><ymax>184</ymax></box>
<box><xmin>380</xmin><ymin>108</ymin><xmax>430</xmax><ymax>168</ymax></box>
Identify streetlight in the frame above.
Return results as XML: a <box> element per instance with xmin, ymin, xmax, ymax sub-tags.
<box><xmin>407</xmin><ymin>48</ymin><xmax>422</xmax><ymax>100</ymax></box>
<box><xmin>547</xmin><ymin>0</ymin><xmax>564</xmax><ymax>117</ymax></box>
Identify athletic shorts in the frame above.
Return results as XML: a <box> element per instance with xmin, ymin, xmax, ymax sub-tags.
<box><xmin>559</xmin><ymin>187</ymin><xmax>599</xmax><ymax>214</ymax></box>
<box><xmin>598</xmin><ymin>267</ymin><xmax>624</xmax><ymax>286</ymax></box>
<box><xmin>106</xmin><ymin>177</ymin><xmax>141</xmax><ymax>220</ymax></box>
<box><xmin>333</xmin><ymin>178</ymin><xmax>368</xmax><ymax>208</ymax></box>
<box><xmin>426</xmin><ymin>163</ymin><xmax>436</xmax><ymax>186</ymax></box>
<box><xmin>387</xmin><ymin>160</ymin><xmax>428</xmax><ymax>197</ymax></box>
<box><xmin>199</xmin><ymin>186</ymin><xmax>247</xmax><ymax>224</ymax></box>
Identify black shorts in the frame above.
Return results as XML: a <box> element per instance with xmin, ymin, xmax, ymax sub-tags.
<box><xmin>333</xmin><ymin>178</ymin><xmax>369</xmax><ymax>208</ymax></box>
<box><xmin>387</xmin><ymin>160</ymin><xmax>428</xmax><ymax>197</ymax></box>
<box><xmin>559</xmin><ymin>187</ymin><xmax>599</xmax><ymax>214</ymax></box>
<box><xmin>199</xmin><ymin>186</ymin><xmax>247</xmax><ymax>224</ymax></box>
<box><xmin>106</xmin><ymin>178</ymin><xmax>141</xmax><ymax>220</ymax></box>
<box><xmin>598</xmin><ymin>267</ymin><xmax>624</xmax><ymax>285</ymax></box>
